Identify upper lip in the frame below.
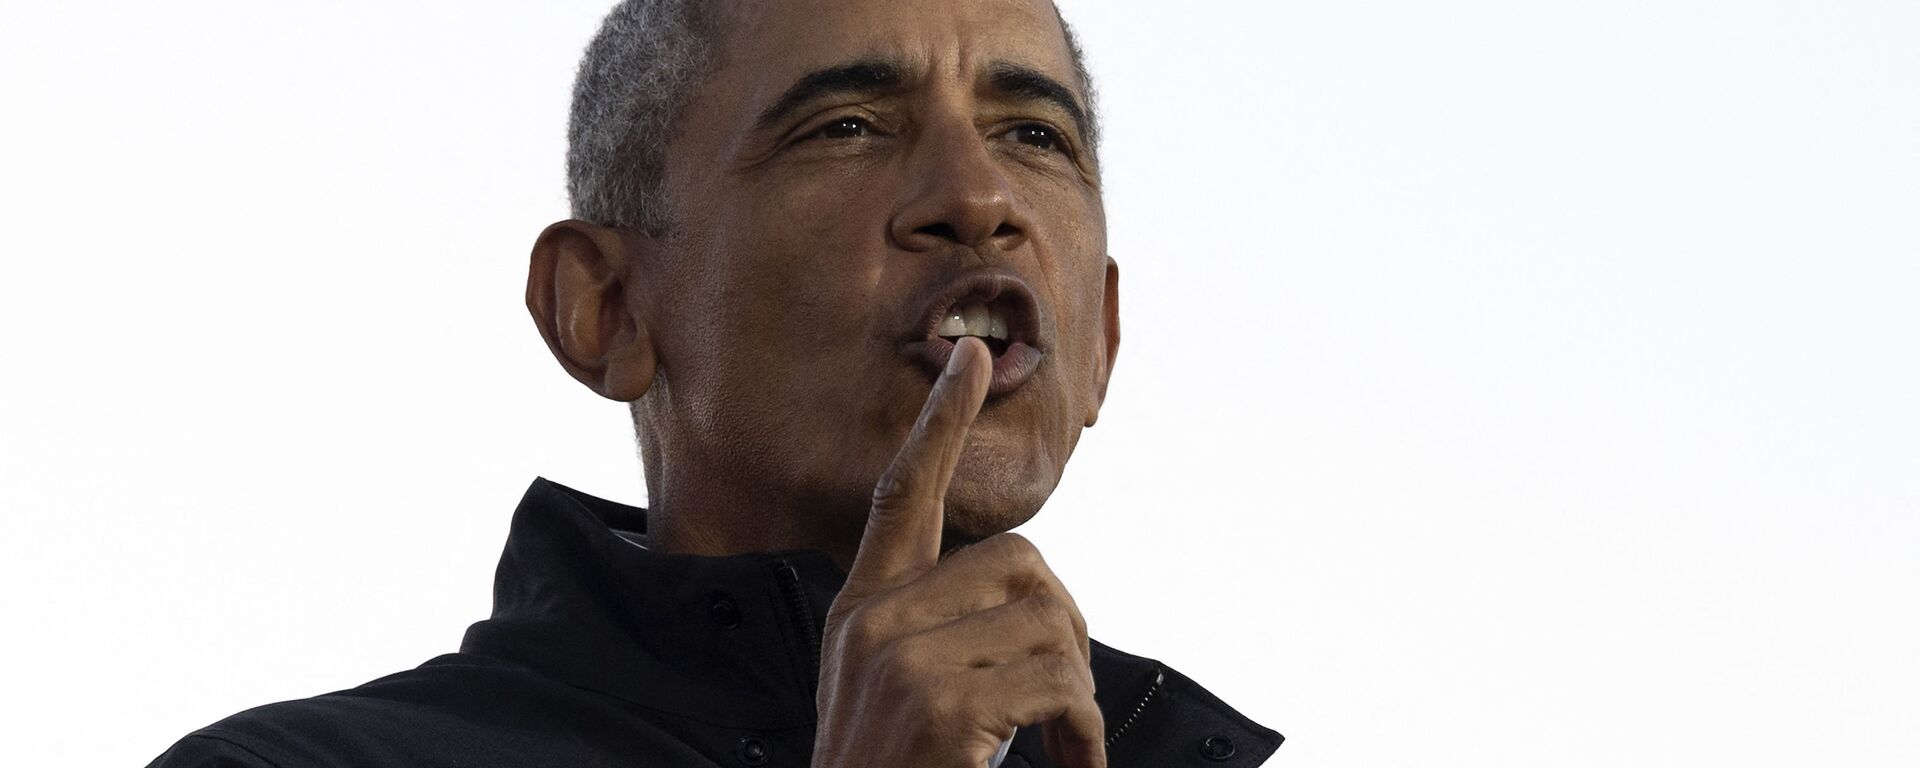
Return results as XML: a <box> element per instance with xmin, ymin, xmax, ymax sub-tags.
<box><xmin>908</xmin><ymin>268</ymin><xmax>1043</xmax><ymax>351</ymax></box>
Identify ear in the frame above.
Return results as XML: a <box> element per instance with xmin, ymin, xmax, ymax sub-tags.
<box><xmin>1084</xmin><ymin>255</ymin><xmax>1121</xmax><ymax>427</ymax></box>
<box><xmin>526</xmin><ymin>220</ymin><xmax>658</xmax><ymax>402</ymax></box>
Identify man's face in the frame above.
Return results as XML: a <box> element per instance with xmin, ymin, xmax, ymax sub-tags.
<box><xmin>640</xmin><ymin>0</ymin><xmax>1117</xmax><ymax>542</ymax></box>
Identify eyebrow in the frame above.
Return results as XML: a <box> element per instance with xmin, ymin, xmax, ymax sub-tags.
<box><xmin>754</xmin><ymin>58</ymin><xmax>907</xmax><ymax>131</ymax></box>
<box><xmin>984</xmin><ymin>62</ymin><xmax>1091</xmax><ymax>143</ymax></box>
<box><xmin>750</xmin><ymin>57</ymin><xmax>1092</xmax><ymax>144</ymax></box>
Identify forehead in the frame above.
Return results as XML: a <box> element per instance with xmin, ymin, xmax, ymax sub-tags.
<box><xmin>720</xmin><ymin>0</ymin><xmax>1077</xmax><ymax>97</ymax></box>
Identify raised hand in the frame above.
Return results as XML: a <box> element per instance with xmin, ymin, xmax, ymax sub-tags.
<box><xmin>811</xmin><ymin>337</ymin><xmax>1107</xmax><ymax>768</ymax></box>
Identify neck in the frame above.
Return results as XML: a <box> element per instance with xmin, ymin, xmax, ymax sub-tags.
<box><xmin>643</xmin><ymin>466</ymin><xmax>866</xmax><ymax>572</ymax></box>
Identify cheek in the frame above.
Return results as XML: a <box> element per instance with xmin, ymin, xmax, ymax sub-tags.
<box><xmin>753</xmin><ymin>160</ymin><xmax>896</xmax><ymax>238</ymax></box>
<box><xmin>702</xmin><ymin>172</ymin><xmax>887</xmax><ymax>325</ymax></box>
<box><xmin>664</xmin><ymin>173</ymin><xmax>912</xmax><ymax>476</ymax></box>
<box><xmin>1038</xmin><ymin>250</ymin><xmax>1109</xmax><ymax>393</ymax></box>
<box><xmin>732</xmin><ymin>170</ymin><xmax>902</xmax><ymax>322</ymax></box>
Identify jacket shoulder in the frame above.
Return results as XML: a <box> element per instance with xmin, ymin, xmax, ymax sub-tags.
<box><xmin>145</xmin><ymin>731</ymin><xmax>284</xmax><ymax>768</ymax></box>
<box><xmin>143</xmin><ymin>653</ymin><xmax>665</xmax><ymax>768</ymax></box>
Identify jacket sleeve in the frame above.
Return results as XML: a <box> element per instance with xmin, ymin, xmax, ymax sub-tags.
<box><xmin>145</xmin><ymin>733</ymin><xmax>284</xmax><ymax>768</ymax></box>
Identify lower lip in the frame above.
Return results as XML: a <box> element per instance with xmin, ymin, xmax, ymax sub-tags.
<box><xmin>902</xmin><ymin>338</ymin><xmax>1045</xmax><ymax>398</ymax></box>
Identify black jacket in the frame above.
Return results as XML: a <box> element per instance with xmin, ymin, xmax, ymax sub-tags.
<box><xmin>149</xmin><ymin>478</ymin><xmax>1282</xmax><ymax>767</ymax></box>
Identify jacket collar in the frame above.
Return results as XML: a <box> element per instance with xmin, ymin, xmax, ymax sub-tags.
<box><xmin>459</xmin><ymin>476</ymin><xmax>845</xmax><ymax>730</ymax></box>
<box><xmin>455</xmin><ymin>477</ymin><xmax>1282</xmax><ymax>767</ymax></box>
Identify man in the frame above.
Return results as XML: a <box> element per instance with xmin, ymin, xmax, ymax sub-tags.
<box><xmin>149</xmin><ymin>0</ymin><xmax>1281</xmax><ymax>765</ymax></box>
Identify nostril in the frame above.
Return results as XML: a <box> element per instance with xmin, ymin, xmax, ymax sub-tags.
<box><xmin>904</xmin><ymin>220</ymin><xmax>1022</xmax><ymax>250</ymax></box>
<box><xmin>915</xmin><ymin>222</ymin><xmax>960</xmax><ymax>243</ymax></box>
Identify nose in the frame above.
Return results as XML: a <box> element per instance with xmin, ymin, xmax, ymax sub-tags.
<box><xmin>888</xmin><ymin>125</ymin><xmax>1028</xmax><ymax>254</ymax></box>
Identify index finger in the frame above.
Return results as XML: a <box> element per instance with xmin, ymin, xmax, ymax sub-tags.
<box><xmin>844</xmin><ymin>336</ymin><xmax>993</xmax><ymax>598</ymax></box>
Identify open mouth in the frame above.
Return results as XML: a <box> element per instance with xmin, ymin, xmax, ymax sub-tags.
<box><xmin>933</xmin><ymin>297</ymin><xmax>1020</xmax><ymax>356</ymax></box>
<box><xmin>902</xmin><ymin>270</ymin><xmax>1046</xmax><ymax>397</ymax></box>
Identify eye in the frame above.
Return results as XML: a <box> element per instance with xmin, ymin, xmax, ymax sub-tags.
<box><xmin>812</xmin><ymin>116</ymin><xmax>873</xmax><ymax>140</ymax></box>
<box><xmin>1010</xmin><ymin>123</ymin><xmax>1063</xmax><ymax>152</ymax></box>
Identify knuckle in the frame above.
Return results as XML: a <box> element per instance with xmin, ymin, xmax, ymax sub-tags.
<box><xmin>1016</xmin><ymin>540</ymin><xmax>1050</xmax><ymax>574</ymax></box>
<box><xmin>1034</xmin><ymin>652</ymin><xmax>1079</xmax><ymax>693</ymax></box>
<box><xmin>982</xmin><ymin>532</ymin><xmax>1042</xmax><ymax>571</ymax></box>
<box><xmin>837</xmin><ymin>603</ymin><xmax>890</xmax><ymax>653</ymax></box>
<box><xmin>995</xmin><ymin>532</ymin><xmax>1038</xmax><ymax>558</ymax></box>
<box><xmin>881</xmin><ymin>633</ymin><xmax>937</xmax><ymax>681</ymax></box>
<box><xmin>995</xmin><ymin>533</ymin><xmax>1054</xmax><ymax>592</ymax></box>
<box><xmin>869</xmin><ymin>467</ymin><xmax>921</xmax><ymax>510</ymax></box>
<box><xmin>1055</xmin><ymin>591</ymin><xmax>1089</xmax><ymax>636</ymax></box>
<box><xmin>1019</xmin><ymin>593</ymin><xmax>1065</xmax><ymax>630</ymax></box>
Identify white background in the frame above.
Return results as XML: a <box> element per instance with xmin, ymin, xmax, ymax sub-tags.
<box><xmin>3</xmin><ymin>1</ymin><xmax>1916</xmax><ymax>765</ymax></box>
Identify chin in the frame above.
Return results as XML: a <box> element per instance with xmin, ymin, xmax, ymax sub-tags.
<box><xmin>940</xmin><ymin>454</ymin><xmax>1059</xmax><ymax>541</ymax></box>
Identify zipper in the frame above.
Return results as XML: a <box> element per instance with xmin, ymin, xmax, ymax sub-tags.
<box><xmin>1104</xmin><ymin>669</ymin><xmax>1164</xmax><ymax>747</ymax></box>
<box><xmin>774</xmin><ymin>559</ymin><xmax>822</xmax><ymax>696</ymax></box>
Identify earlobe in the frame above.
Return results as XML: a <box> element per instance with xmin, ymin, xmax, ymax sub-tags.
<box><xmin>1084</xmin><ymin>256</ymin><xmax>1121</xmax><ymax>428</ymax></box>
<box><xmin>526</xmin><ymin>220</ymin><xmax>659</xmax><ymax>402</ymax></box>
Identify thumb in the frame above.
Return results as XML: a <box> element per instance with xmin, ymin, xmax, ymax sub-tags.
<box><xmin>844</xmin><ymin>337</ymin><xmax>993</xmax><ymax>597</ymax></box>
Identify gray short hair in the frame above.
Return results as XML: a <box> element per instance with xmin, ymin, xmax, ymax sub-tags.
<box><xmin>566</xmin><ymin>0</ymin><xmax>722</xmax><ymax>235</ymax></box>
<box><xmin>566</xmin><ymin>0</ymin><xmax>1098</xmax><ymax>236</ymax></box>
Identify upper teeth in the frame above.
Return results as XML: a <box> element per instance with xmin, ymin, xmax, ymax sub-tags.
<box><xmin>937</xmin><ymin>302</ymin><xmax>1009</xmax><ymax>340</ymax></box>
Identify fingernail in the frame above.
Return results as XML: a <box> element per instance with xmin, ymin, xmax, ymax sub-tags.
<box><xmin>944</xmin><ymin>338</ymin><xmax>975</xmax><ymax>375</ymax></box>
